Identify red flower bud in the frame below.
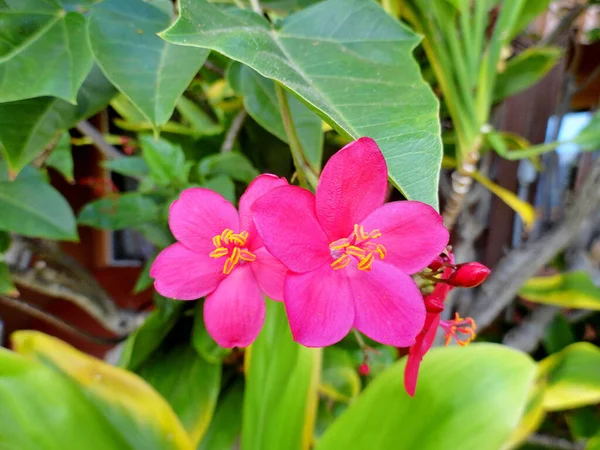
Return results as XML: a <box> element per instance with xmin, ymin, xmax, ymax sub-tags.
<box><xmin>358</xmin><ymin>363</ymin><xmax>370</xmax><ymax>376</ymax></box>
<box><xmin>448</xmin><ymin>262</ymin><xmax>490</xmax><ymax>288</ymax></box>
<box><xmin>428</xmin><ymin>255</ymin><xmax>444</xmax><ymax>271</ymax></box>
<box><xmin>424</xmin><ymin>295</ymin><xmax>444</xmax><ymax>313</ymax></box>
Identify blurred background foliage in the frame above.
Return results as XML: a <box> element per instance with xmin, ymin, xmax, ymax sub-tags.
<box><xmin>0</xmin><ymin>0</ymin><xmax>599</xmax><ymax>449</ymax></box>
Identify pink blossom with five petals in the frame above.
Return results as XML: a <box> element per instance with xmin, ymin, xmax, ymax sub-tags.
<box><xmin>252</xmin><ymin>137</ymin><xmax>449</xmax><ymax>348</ymax></box>
<box><xmin>150</xmin><ymin>174</ymin><xmax>289</xmax><ymax>348</ymax></box>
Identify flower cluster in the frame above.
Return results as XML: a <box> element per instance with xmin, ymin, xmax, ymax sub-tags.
<box><xmin>150</xmin><ymin>137</ymin><xmax>489</xmax><ymax>395</ymax></box>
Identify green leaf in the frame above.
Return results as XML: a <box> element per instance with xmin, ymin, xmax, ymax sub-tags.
<box><xmin>198</xmin><ymin>152</ymin><xmax>259</xmax><ymax>185</ymax></box>
<box><xmin>88</xmin><ymin>0</ymin><xmax>209</xmax><ymax>127</ymax></box>
<box><xmin>538</xmin><ymin>342</ymin><xmax>600</xmax><ymax>411</ymax></box>
<box><xmin>176</xmin><ymin>96</ymin><xmax>223</xmax><ymax>136</ymax></box>
<box><xmin>202</xmin><ymin>175</ymin><xmax>236</xmax><ymax>203</ymax></box>
<box><xmin>494</xmin><ymin>47</ymin><xmax>562</xmax><ymax>102</ymax></box>
<box><xmin>120</xmin><ymin>297</ymin><xmax>184</xmax><ymax>371</ymax></box>
<box><xmin>0</xmin><ymin>2</ymin><xmax>93</xmax><ymax>103</ymax></box>
<box><xmin>574</xmin><ymin>111</ymin><xmax>600</xmax><ymax>151</ymax></box>
<box><xmin>0</xmin><ymin>230</ymin><xmax>10</xmax><ymax>253</ymax></box>
<box><xmin>46</xmin><ymin>132</ymin><xmax>74</xmax><ymax>182</ymax></box>
<box><xmin>519</xmin><ymin>271</ymin><xmax>600</xmax><ymax>310</ymax></box>
<box><xmin>566</xmin><ymin>407</ymin><xmax>600</xmax><ymax>440</ymax></box>
<box><xmin>192</xmin><ymin>303</ymin><xmax>232</xmax><ymax>365</ymax></box>
<box><xmin>228</xmin><ymin>62</ymin><xmax>323</xmax><ymax>172</ymax></box>
<box><xmin>103</xmin><ymin>156</ymin><xmax>150</xmax><ymax>179</ymax></box>
<box><xmin>162</xmin><ymin>0</ymin><xmax>442</xmax><ymax>208</ymax></box>
<box><xmin>78</xmin><ymin>193</ymin><xmax>159</xmax><ymax>230</ymax></box>
<box><xmin>543</xmin><ymin>314</ymin><xmax>575</xmax><ymax>355</ymax></box>
<box><xmin>140</xmin><ymin>135</ymin><xmax>189</xmax><ymax>186</ymax></box>
<box><xmin>198</xmin><ymin>381</ymin><xmax>244</xmax><ymax>450</ymax></box>
<box><xmin>133</xmin><ymin>256</ymin><xmax>156</xmax><ymax>294</ymax></box>
<box><xmin>0</xmin><ymin>261</ymin><xmax>17</xmax><ymax>296</ymax></box>
<box><xmin>316</xmin><ymin>344</ymin><xmax>537</xmax><ymax>450</ymax></box>
<box><xmin>13</xmin><ymin>331</ymin><xmax>194</xmax><ymax>450</ymax></box>
<box><xmin>320</xmin><ymin>347</ymin><xmax>361</xmax><ymax>403</ymax></box>
<box><xmin>242</xmin><ymin>300</ymin><xmax>321</xmax><ymax>450</ymax></box>
<box><xmin>0</xmin><ymin>65</ymin><xmax>117</xmax><ymax>174</ymax></box>
<box><xmin>0</xmin><ymin>176</ymin><xmax>77</xmax><ymax>241</ymax></box>
<box><xmin>137</xmin><ymin>343</ymin><xmax>221</xmax><ymax>447</ymax></box>
<box><xmin>0</xmin><ymin>347</ymin><xmax>129</xmax><ymax>450</ymax></box>
<box><xmin>509</xmin><ymin>0</ymin><xmax>552</xmax><ymax>39</ymax></box>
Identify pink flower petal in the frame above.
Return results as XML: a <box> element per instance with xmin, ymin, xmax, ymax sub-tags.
<box><xmin>253</xmin><ymin>185</ymin><xmax>330</xmax><ymax>273</ymax></box>
<box><xmin>361</xmin><ymin>201</ymin><xmax>449</xmax><ymax>274</ymax></box>
<box><xmin>204</xmin><ymin>264</ymin><xmax>265</xmax><ymax>348</ymax></box>
<box><xmin>316</xmin><ymin>137</ymin><xmax>387</xmax><ymax>240</ymax></box>
<box><xmin>348</xmin><ymin>262</ymin><xmax>425</xmax><ymax>347</ymax></box>
<box><xmin>284</xmin><ymin>263</ymin><xmax>354</xmax><ymax>347</ymax></box>
<box><xmin>150</xmin><ymin>243</ymin><xmax>225</xmax><ymax>300</ymax></box>
<box><xmin>251</xmin><ymin>246</ymin><xmax>287</xmax><ymax>300</ymax></box>
<box><xmin>239</xmin><ymin>174</ymin><xmax>288</xmax><ymax>249</ymax></box>
<box><xmin>404</xmin><ymin>312</ymin><xmax>440</xmax><ymax>396</ymax></box>
<box><xmin>169</xmin><ymin>188</ymin><xmax>239</xmax><ymax>254</ymax></box>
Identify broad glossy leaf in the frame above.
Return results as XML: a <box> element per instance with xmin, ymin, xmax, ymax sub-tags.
<box><xmin>242</xmin><ymin>300</ymin><xmax>321</xmax><ymax>450</ymax></box>
<box><xmin>494</xmin><ymin>47</ymin><xmax>562</xmax><ymax>102</ymax></box>
<box><xmin>78</xmin><ymin>193</ymin><xmax>159</xmax><ymax>230</ymax></box>
<box><xmin>0</xmin><ymin>261</ymin><xmax>17</xmax><ymax>296</ymax></box>
<box><xmin>228</xmin><ymin>62</ymin><xmax>323</xmax><ymax>172</ymax></box>
<box><xmin>519</xmin><ymin>271</ymin><xmax>600</xmax><ymax>310</ymax></box>
<box><xmin>140</xmin><ymin>135</ymin><xmax>189</xmax><ymax>186</ymax></box>
<box><xmin>103</xmin><ymin>156</ymin><xmax>151</xmax><ymax>179</ymax></box>
<box><xmin>0</xmin><ymin>347</ymin><xmax>129</xmax><ymax>449</ymax></box>
<box><xmin>0</xmin><ymin>176</ymin><xmax>77</xmax><ymax>241</ymax></box>
<box><xmin>0</xmin><ymin>65</ymin><xmax>116</xmax><ymax>173</ymax></box>
<box><xmin>119</xmin><ymin>298</ymin><xmax>184</xmax><ymax>371</ymax></box>
<box><xmin>320</xmin><ymin>347</ymin><xmax>361</xmax><ymax>403</ymax></box>
<box><xmin>137</xmin><ymin>343</ymin><xmax>221</xmax><ymax>447</ymax></box>
<box><xmin>46</xmin><ymin>132</ymin><xmax>74</xmax><ymax>182</ymax></box>
<box><xmin>0</xmin><ymin>1</ymin><xmax>93</xmax><ymax>103</ymax></box>
<box><xmin>162</xmin><ymin>0</ymin><xmax>443</xmax><ymax>208</ymax></box>
<box><xmin>88</xmin><ymin>0</ymin><xmax>209</xmax><ymax>127</ymax></box>
<box><xmin>13</xmin><ymin>331</ymin><xmax>193</xmax><ymax>450</ymax></box>
<box><xmin>538</xmin><ymin>342</ymin><xmax>600</xmax><ymax>411</ymax></box>
<box><xmin>202</xmin><ymin>175</ymin><xmax>236</xmax><ymax>203</ymax></box>
<box><xmin>199</xmin><ymin>381</ymin><xmax>244</xmax><ymax>450</ymax></box>
<box><xmin>316</xmin><ymin>344</ymin><xmax>537</xmax><ymax>450</ymax></box>
<box><xmin>198</xmin><ymin>152</ymin><xmax>259</xmax><ymax>185</ymax></box>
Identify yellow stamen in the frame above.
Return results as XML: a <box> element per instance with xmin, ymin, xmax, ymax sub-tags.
<box><xmin>357</xmin><ymin>253</ymin><xmax>375</xmax><ymax>271</ymax></box>
<box><xmin>209</xmin><ymin>247</ymin><xmax>228</xmax><ymax>258</ymax></box>
<box><xmin>331</xmin><ymin>254</ymin><xmax>351</xmax><ymax>270</ymax></box>
<box><xmin>212</xmin><ymin>235</ymin><xmax>221</xmax><ymax>248</ymax></box>
<box><xmin>346</xmin><ymin>245</ymin><xmax>366</xmax><ymax>258</ymax></box>
<box><xmin>329</xmin><ymin>238</ymin><xmax>350</xmax><ymax>250</ymax></box>
<box><xmin>239</xmin><ymin>249</ymin><xmax>256</xmax><ymax>262</ymax></box>
<box><xmin>369</xmin><ymin>229</ymin><xmax>382</xmax><ymax>239</ymax></box>
<box><xmin>229</xmin><ymin>233</ymin><xmax>246</xmax><ymax>246</ymax></box>
<box><xmin>220</xmin><ymin>228</ymin><xmax>233</xmax><ymax>244</ymax></box>
<box><xmin>353</xmin><ymin>224</ymin><xmax>368</xmax><ymax>242</ymax></box>
<box><xmin>376</xmin><ymin>244</ymin><xmax>387</xmax><ymax>259</ymax></box>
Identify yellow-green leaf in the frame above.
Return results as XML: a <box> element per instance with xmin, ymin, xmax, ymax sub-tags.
<box><xmin>519</xmin><ymin>271</ymin><xmax>600</xmax><ymax>310</ymax></box>
<box><xmin>12</xmin><ymin>331</ymin><xmax>194</xmax><ymax>450</ymax></box>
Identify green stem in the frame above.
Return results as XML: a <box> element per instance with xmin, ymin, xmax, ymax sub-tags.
<box><xmin>500</xmin><ymin>141</ymin><xmax>562</xmax><ymax>160</ymax></box>
<box><xmin>274</xmin><ymin>83</ymin><xmax>318</xmax><ymax>190</ymax></box>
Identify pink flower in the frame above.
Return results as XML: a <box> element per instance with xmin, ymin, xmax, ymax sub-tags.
<box><xmin>150</xmin><ymin>175</ymin><xmax>289</xmax><ymax>348</ymax></box>
<box><xmin>252</xmin><ymin>138</ymin><xmax>449</xmax><ymax>348</ymax></box>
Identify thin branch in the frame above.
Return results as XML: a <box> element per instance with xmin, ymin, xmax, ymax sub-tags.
<box><xmin>0</xmin><ymin>295</ymin><xmax>128</xmax><ymax>346</ymax></box>
<box><xmin>539</xmin><ymin>4</ymin><xmax>588</xmax><ymax>47</ymax></box>
<box><xmin>220</xmin><ymin>109</ymin><xmax>247</xmax><ymax>153</ymax></box>
<box><xmin>203</xmin><ymin>60</ymin><xmax>225</xmax><ymax>77</ymax></box>
<box><xmin>502</xmin><ymin>305</ymin><xmax>559</xmax><ymax>353</ymax></box>
<box><xmin>527</xmin><ymin>433</ymin><xmax>585</xmax><ymax>450</ymax></box>
<box><xmin>76</xmin><ymin>121</ymin><xmax>123</xmax><ymax>160</ymax></box>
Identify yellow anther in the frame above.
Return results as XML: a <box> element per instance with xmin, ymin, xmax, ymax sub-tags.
<box><xmin>220</xmin><ymin>228</ymin><xmax>233</xmax><ymax>244</ymax></box>
<box><xmin>239</xmin><ymin>231</ymin><xmax>249</xmax><ymax>240</ymax></box>
<box><xmin>369</xmin><ymin>229</ymin><xmax>382</xmax><ymax>239</ymax></box>
<box><xmin>346</xmin><ymin>246</ymin><xmax>366</xmax><ymax>258</ymax></box>
<box><xmin>329</xmin><ymin>238</ymin><xmax>350</xmax><ymax>250</ymax></box>
<box><xmin>212</xmin><ymin>235</ymin><xmax>222</xmax><ymax>248</ymax></box>
<box><xmin>353</xmin><ymin>224</ymin><xmax>369</xmax><ymax>242</ymax></box>
<box><xmin>223</xmin><ymin>247</ymin><xmax>241</xmax><ymax>274</ymax></box>
<box><xmin>239</xmin><ymin>249</ymin><xmax>256</xmax><ymax>262</ymax></box>
<box><xmin>357</xmin><ymin>253</ymin><xmax>375</xmax><ymax>271</ymax></box>
<box><xmin>331</xmin><ymin>254</ymin><xmax>351</xmax><ymax>270</ymax></box>
<box><xmin>229</xmin><ymin>234</ymin><xmax>246</xmax><ymax>246</ymax></box>
<box><xmin>209</xmin><ymin>247</ymin><xmax>229</xmax><ymax>258</ymax></box>
<box><xmin>376</xmin><ymin>244</ymin><xmax>387</xmax><ymax>259</ymax></box>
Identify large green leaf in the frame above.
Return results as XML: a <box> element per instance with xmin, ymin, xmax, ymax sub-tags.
<box><xmin>316</xmin><ymin>344</ymin><xmax>537</xmax><ymax>450</ymax></box>
<box><xmin>538</xmin><ymin>342</ymin><xmax>600</xmax><ymax>411</ymax></box>
<box><xmin>0</xmin><ymin>176</ymin><xmax>77</xmax><ymax>241</ymax></box>
<box><xmin>137</xmin><ymin>343</ymin><xmax>221</xmax><ymax>447</ymax></box>
<box><xmin>519</xmin><ymin>271</ymin><xmax>600</xmax><ymax>310</ymax></box>
<box><xmin>12</xmin><ymin>331</ymin><xmax>194</xmax><ymax>450</ymax></box>
<box><xmin>0</xmin><ymin>65</ymin><xmax>116</xmax><ymax>173</ymax></box>
<box><xmin>494</xmin><ymin>47</ymin><xmax>562</xmax><ymax>102</ymax></box>
<box><xmin>242</xmin><ymin>300</ymin><xmax>321</xmax><ymax>450</ymax></box>
<box><xmin>0</xmin><ymin>347</ymin><xmax>129</xmax><ymax>449</ymax></box>
<box><xmin>162</xmin><ymin>0</ymin><xmax>442</xmax><ymax>208</ymax></box>
<box><xmin>103</xmin><ymin>156</ymin><xmax>151</xmax><ymax>179</ymax></box>
<box><xmin>78</xmin><ymin>193</ymin><xmax>160</xmax><ymax>230</ymax></box>
<box><xmin>46</xmin><ymin>132</ymin><xmax>74</xmax><ymax>183</ymax></box>
<box><xmin>88</xmin><ymin>0</ymin><xmax>209</xmax><ymax>127</ymax></box>
<box><xmin>228</xmin><ymin>62</ymin><xmax>323</xmax><ymax>172</ymax></box>
<box><xmin>0</xmin><ymin>1</ymin><xmax>93</xmax><ymax>103</ymax></box>
<box><xmin>198</xmin><ymin>381</ymin><xmax>244</xmax><ymax>450</ymax></box>
<box><xmin>140</xmin><ymin>135</ymin><xmax>190</xmax><ymax>186</ymax></box>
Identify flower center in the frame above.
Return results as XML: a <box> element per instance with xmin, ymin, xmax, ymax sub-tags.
<box><xmin>209</xmin><ymin>228</ymin><xmax>256</xmax><ymax>274</ymax></box>
<box><xmin>329</xmin><ymin>224</ymin><xmax>387</xmax><ymax>272</ymax></box>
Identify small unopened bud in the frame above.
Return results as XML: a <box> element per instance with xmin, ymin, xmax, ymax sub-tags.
<box><xmin>428</xmin><ymin>256</ymin><xmax>444</xmax><ymax>271</ymax></box>
<box><xmin>358</xmin><ymin>363</ymin><xmax>370</xmax><ymax>376</ymax></box>
<box><xmin>448</xmin><ymin>262</ymin><xmax>490</xmax><ymax>288</ymax></box>
<box><xmin>424</xmin><ymin>295</ymin><xmax>444</xmax><ymax>313</ymax></box>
